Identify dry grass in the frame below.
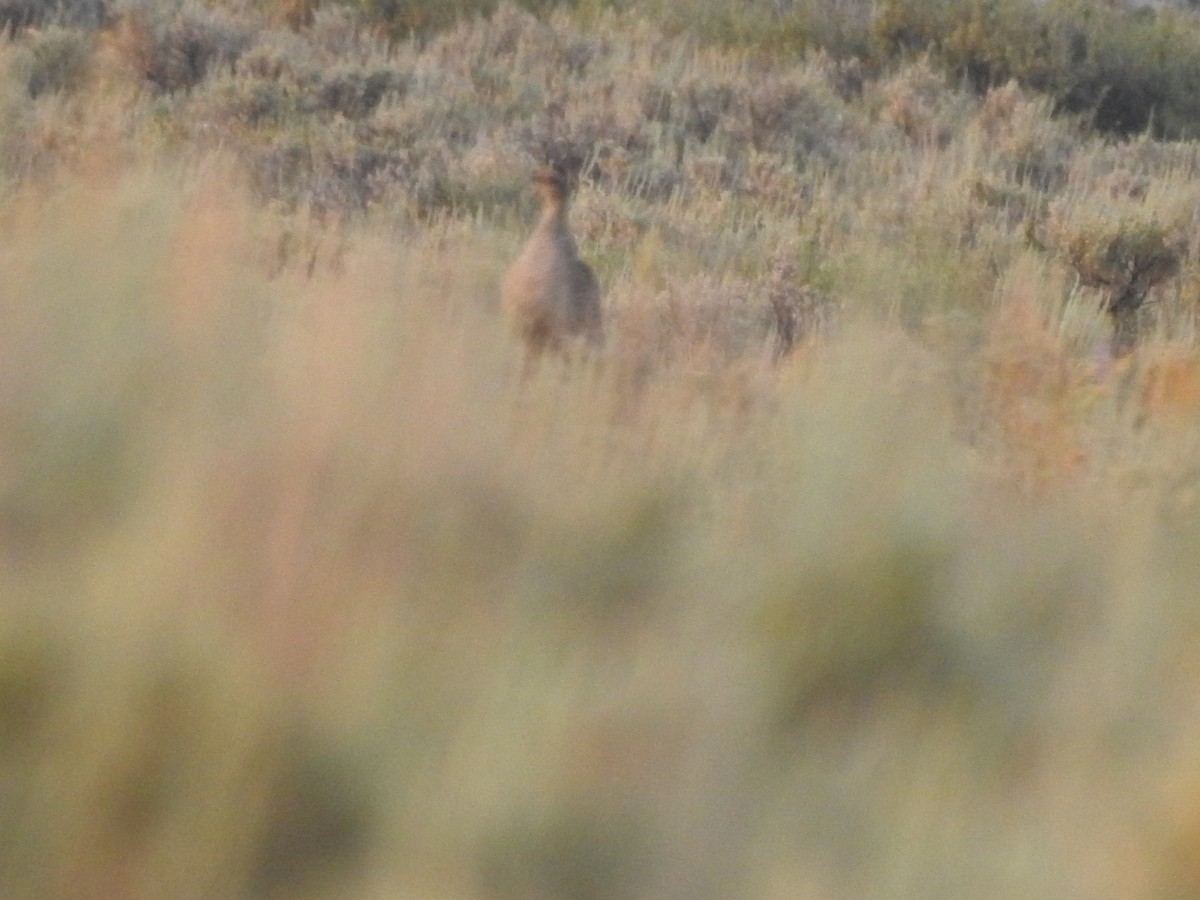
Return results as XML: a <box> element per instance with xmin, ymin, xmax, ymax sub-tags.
<box><xmin>4</xmin><ymin>4</ymin><xmax>1200</xmax><ymax>900</ymax></box>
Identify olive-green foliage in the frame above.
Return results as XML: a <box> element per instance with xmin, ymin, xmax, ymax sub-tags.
<box><xmin>11</xmin><ymin>25</ymin><xmax>93</xmax><ymax>97</ymax></box>
<box><xmin>871</xmin><ymin>0</ymin><xmax>1200</xmax><ymax>137</ymax></box>
<box><xmin>1048</xmin><ymin>207</ymin><xmax>1187</xmax><ymax>297</ymax></box>
<box><xmin>592</xmin><ymin>0</ymin><xmax>875</xmax><ymax>57</ymax></box>
<box><xmin>0</xmin><ymin>0</ymin><xmax>107</xmax><ymax>31</ymax></box>
<box><xmin>140</xmin><ymin>0</ymin><xmax>1200</xmax><ymax>140</ymax></box>
<box><xmin>248</xmin><ymin>0</ymin><xmax>610</xmax><ymax>41</ymax></box>
<box><xmin>201</xmin><ymin>0</ymin><xmax>1200</xmax><ymax>146</ymax></box>
<box><xmin>1041</xmin><ymin>173</ymin><xmax>1197</xmax><ymax>351</ymax></box>
<box><xmin>342</xmin><ymin>0</ymin><xmax>495</xmax><ymax>40</ymax></box>
<box><xmin>325</xmin><ymin>0</ymin><xmax>1200</xmax><ymax>140</ymax></box>
<box><xmin>94</xmin><ymin>1</ymin><xmax>880</xmax><ymax>224</ymax></box>
<box><xmin>117</xmin><ymin>3</ymin><xmax>253</xmax><ymax>93</ymax></box>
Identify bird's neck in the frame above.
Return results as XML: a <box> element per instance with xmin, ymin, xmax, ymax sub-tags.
<box><xmin>538</xmin><ymin>198</ymin><xmax>568</xmax><ymax>229</ymax></box>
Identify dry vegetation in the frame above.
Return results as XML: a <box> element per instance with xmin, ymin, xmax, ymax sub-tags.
<box><xmin>6</xmin><ymin>1</ymin><xmax>1200</xmax><ymax>898</ymax></box>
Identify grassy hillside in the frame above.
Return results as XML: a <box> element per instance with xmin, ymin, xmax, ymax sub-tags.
<box><xmin>5</xmin><ymin>2</ymin><xmax>1200</xmax><ymax>898</ymax></box>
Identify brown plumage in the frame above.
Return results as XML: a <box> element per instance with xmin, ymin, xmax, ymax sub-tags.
<box><xmin>501</xmin><ymin>167</ymin><xmax>603</xmax><ymax>353</ymax></box>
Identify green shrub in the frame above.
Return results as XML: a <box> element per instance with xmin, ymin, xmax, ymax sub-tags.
<box><xmin>13</xmin><ymin>25</ymin><xmax>93</xmax><ymax>97</ymax></box>
<box><xmin>629</xmin><ymin>0</ymin><xmax>874</xmax><ymax>57</ymax></box>
<box><xmin>1051</xmin><ymin>1</ymin><xmax>1200</xmax><ymax>138</ymax></box>
<box><xmin>0</xmin><ymin>0</ymin><xmax>108</xmax><ymax>32</ymax></box>
<box><xmin>315</xmin><ymin>63</ymin><xmax>404</xmax><ymax>118</ymax></box>
<box><xmin>336</xmin><ymin>0</ymin><xmax>497</xmax><ymax>41</ymax></box>
<box><xmin>115</xmin><ymin>4</ymin><xmax>252</xmax><ymax>93</ymax></box>
<box><xmin>1043</xmin><ymin>178</ymin><xmax>1195</xmax><ymax>353</ymax></box>
<box><xmin>869</xmin><ymin>0</ymin><xmax>1200</xmax><ymax>138</ymax></box>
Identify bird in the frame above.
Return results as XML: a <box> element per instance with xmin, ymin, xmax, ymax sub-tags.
<box><xmin>500</xmin><ymin>165</ymin><xmax>603</xmax><ymax>354</ymax></box>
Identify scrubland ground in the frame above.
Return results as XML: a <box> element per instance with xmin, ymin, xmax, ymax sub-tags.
<box><xmin>6</xmin><ymin>2</ymin><xmax>1200</xmax><ymax>898</ymax></box>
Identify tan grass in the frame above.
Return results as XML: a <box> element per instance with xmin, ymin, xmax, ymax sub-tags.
<box><xmin>3</xmin><ymin>164</ymin><xmax>1200</xmax><ymax>900</ymax></box>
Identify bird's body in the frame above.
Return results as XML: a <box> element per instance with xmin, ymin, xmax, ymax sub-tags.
<box><xmin>501</xmin><ymin>169</ymin><xmax>603</xmax><ymax>353</ymax></box>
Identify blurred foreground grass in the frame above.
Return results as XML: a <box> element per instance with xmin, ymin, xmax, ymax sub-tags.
<box><xmin>4</xmin><ymin>168</ymin><xmax>1200</xmax><ymax>900</ymax></box>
